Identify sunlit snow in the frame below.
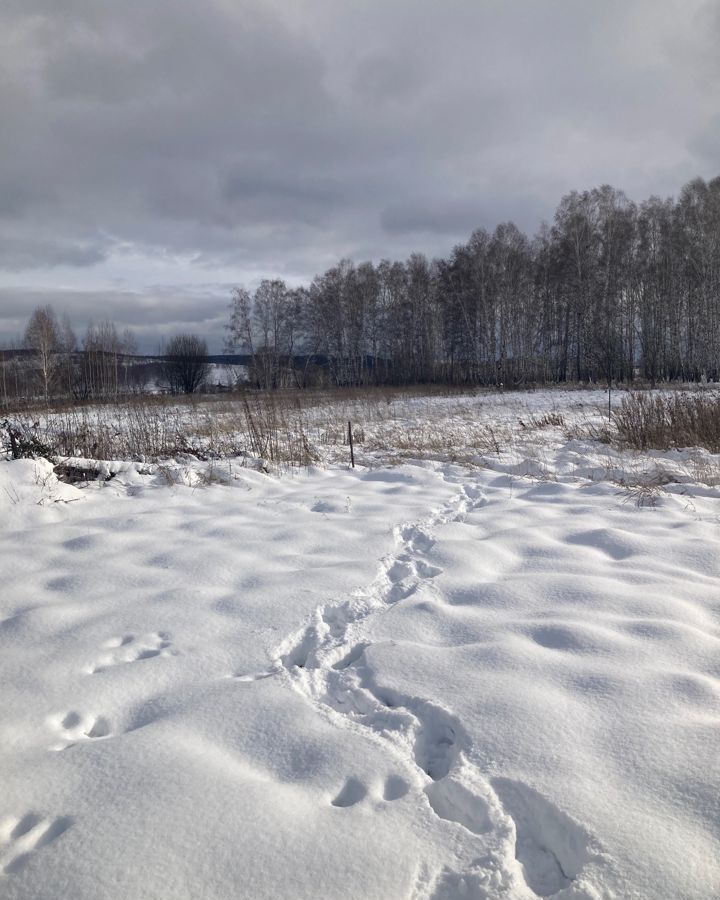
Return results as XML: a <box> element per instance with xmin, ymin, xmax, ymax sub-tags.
<box><xmin>1</xmin><ymin>390</ymin><xmax>719</xmax><ymax>899</ymax></box>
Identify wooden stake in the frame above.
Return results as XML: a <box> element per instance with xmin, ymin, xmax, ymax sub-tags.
<box><xmin>348</xmin><ymin>420</ymin><xmax>355</xmax><ymax>468</ymax></box>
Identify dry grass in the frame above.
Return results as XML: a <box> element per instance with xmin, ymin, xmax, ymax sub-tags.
<box><xmin>613</xmin><ymin>391</ymin><xmax>720</xmax><ymax>452</ymax></box>
<box><xmin>1</xmin><ymin>386</ymin><xmax>511</xmax><ymax>469</ymax></box>
<box><xmin>522</xmin><ymin>411</ymin><xmax>565</xmax><ymax>429</ymax></box>
<box><xmin>5</xmin><ymin>386</ymin><xmax>719</xmax><ymax>480</ymax></box>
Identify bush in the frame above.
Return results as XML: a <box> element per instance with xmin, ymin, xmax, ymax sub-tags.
<box><xmin>2</xmin><ymin>419</ymin><xmax>56</xmax><ymax>459</ymax></box>
<box><xmin>160</xmin><ymin>334</ymin><xmax>210</xmax><ymax>394</ymax></box>
<box><xmin>613</xmin><ymin>391</ymin><xmax>720</xmax><ymax>452</ymax></box>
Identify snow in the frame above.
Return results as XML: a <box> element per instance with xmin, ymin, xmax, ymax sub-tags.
<box><xmin>1</xmin><ymin>389</ymin><xmax>719</xmax><ymax>899</ymax></box>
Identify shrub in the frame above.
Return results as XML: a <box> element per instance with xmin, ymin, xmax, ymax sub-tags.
<box><xmin>1</xmin><ymin>419</ymin><xmax>56</xmax><ymax>459</ymax></box>
<box><xmin>613</xmin><ymin>391</ymin><xmax>720</xmax><ymax>452</ymax></box>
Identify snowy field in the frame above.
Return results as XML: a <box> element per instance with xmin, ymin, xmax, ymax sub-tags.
<box><xmin>1</xmin><ymin>388</ymin><xmax>719</xmax><ymax>899</ymax></box>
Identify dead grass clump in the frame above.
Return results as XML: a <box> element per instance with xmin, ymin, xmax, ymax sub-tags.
<box><xmin>614</xmin><ymin>391</ymin><xmax>720</xmax><ymax>452</ymax></box>
<box><xmin>619</xmin><ymin>482</ymin><xmax>665</xmax><ymax>508</ymax></box>
<box><xmin>241</xmin><ymin>393</ymin><xmax>318</xmax><ymax>466</ymax></box>
<box><xmin>521</xmin><ymin>412</ymin><xmax>565</xmax><ymax>429</ymax></box>
<box><xmin>613</xmin><ymin>463</ymin><xmax>674</xmax><ymax>507</ymax></box>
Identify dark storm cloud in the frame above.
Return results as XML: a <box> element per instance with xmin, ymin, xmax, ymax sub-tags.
<box><xmin>0</xmin><ymin>0</ymin><xmax>718</xmax><ymax>347</ymax></box>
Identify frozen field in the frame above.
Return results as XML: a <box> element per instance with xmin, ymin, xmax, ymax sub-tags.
<box><xmin>1</xmin><ymin>389</ymin><xmax>719</xmax><ymax>899</ymax></box>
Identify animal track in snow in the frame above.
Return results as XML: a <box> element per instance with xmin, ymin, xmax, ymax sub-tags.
<box><xmin>0</xmin><ymin>813</ymin><xmax>73</xmax><ymax>875</ymax></box>
<box><xmin>331</xmin><ymin>777</ymin><xmax>367</xmax><ymax>808</ymax></box>
<box><xmin>89</xmin><ymin>631</ymin><xmax>172</xmax><ymax>673</ymax></box>
<box><xmin>103</xmin><ymin>634</ymin><xmax>135</xmax><ymax>649</ymax></box>
<box><xmin>48</xmin><ymin>711</ymin><xmax>112</xmax><ymax>750</ymax></box>
<box><xmin>331</xmin><ymin>775</ymin><xmax>409</xmax><ymax>808</ymax></box>
<box><xmin>383</xmin><ymin>775</ymin><xmax>410</xmax><ymax>801</ymax></box>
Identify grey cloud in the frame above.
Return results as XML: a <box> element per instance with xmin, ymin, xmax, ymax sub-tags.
<box><xmin>381</xmin><ymin>187</ymin><xmax>551</xmax><ymax>242</ymax></box>
<box><xmin>381</xmin><ymin>202</ymin><xmax>494</xmax><ymax>238</ymax></box>
<box><xmin>0</xmin><ymin>239</ymin><xmax>110</xmax><ymax>272</ymax></box>
<box><xmin>0</xmin><ymin>0</ymin><xmax>717</xmax><ymax>329</ymax></box>
<box><xmin>691</xmin><ymin>116</ymin><xmax>720</xmax><ymax>165</ymax></box>
<box><xmin>0</xmin><ymin>286</ymin><xmax>232</xmax><ymax>353</ymax></box>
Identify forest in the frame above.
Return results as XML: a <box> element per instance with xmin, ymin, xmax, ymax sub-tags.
<box><xmin>229</xmin><ymin>176</ymin><xmax>720</xmax><ymax>389</ymax></box>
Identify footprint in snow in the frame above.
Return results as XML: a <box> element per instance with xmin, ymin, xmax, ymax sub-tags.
<box><xmin>414</xmin><ymin>714</ymin><xmax>461</xmax><ymax>781</ymax></box>
<box><xmin>491</xmin><ymin>777</ymin><xmax>599</xmax><ymax>897</ymax></box>
<box><xmin>48</xmin><ymin>711</ymin><xmax>112</xmax><ymax>750</ymax></box>
<box><xmin>332</xmin><ymin>642</ymin><xmax>369</xmax><ymax>671</ymax></box>
<box><xmin>0</xmin><ymin>813</ymin><xmax>74</xmax><ymax>875</ymax></box>
<box><xmin>331</xmin><ymin>775</ymin><xmax>410</xmax><ymax>808</ymax></box>
<box><xmin>387</xmin><ymin>559</ymin><xmax>443</xmax><ymax>584</ymax></box>
<box><xmin>102</xmin><ymin>634</ymin><xmax>135</xmax><ymax>649</ymax></box>
<box><xmin>89</xmin><ymin>632</ymin><xmax>172</xmax><ymax>674</ymax></box>
<box><xmin>424</xmin><ymin>777</ymin><xmax>492</xmax><ymax>835</ymax></box>
<box><xmin>331</xmin><ymin>777</ymin><xmax>368</xmax><ymax>808</ymax></box>
<box><xmin>382</xmin><ymin>775</ymin><xmax>410</xmax><ymax>802</ymax></box>
<box><xmin>398</xmin><ymin>524</ymin><xmax>435</xmax><ymax>553</ymax></box>
<box><xmin>385</xmin><ymin>557</ymin><xmax>443</xmax><ymax>604</ymax></box>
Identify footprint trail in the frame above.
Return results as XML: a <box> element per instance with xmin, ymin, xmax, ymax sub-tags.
<box><xmin>269</xmin><ymin>474</ymin><xmax>606</xmax><ymax>898</ymax></box>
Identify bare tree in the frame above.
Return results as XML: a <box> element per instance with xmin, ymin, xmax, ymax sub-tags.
<box><xmin>251</xmin><ymin>279</ymin><xmax>294</xmax><ymax>389</ymax></box>
<box><xmin>227</xmin><ymin>283</ymin><xmax>301</xmax><ymax>388</ymax></box>
<box><xmin>58</xmin><ymin>314</ymin><xmax>77</xmax><ymax>397</ymax></box>
<box><xmin>120</xmin><ymin>328</ymin><xmax>139</xmax><ymax>391</ymax></box>
<box><xmin>0</xmin><ymin>346</ymin><xmax>8</xmax><ymax>409</ymax></box>
<box><xmin>161</xmin><ymin>334</ymin><xmax>210</xmax><ymax>394</ymax></box>
<box><xmin>225</xmin><ymin>287</ymin><xmax>254</xmax><ymax>352</ymax></box>
<box><xmin>80</xmin><ymin>319</ymin><xmax>123</xmax><ymax>398</ymax></box>
<box><xmin>24</xmin><ymin>305</ymin><xmax>62</xmax><ymax>402</ymax></box>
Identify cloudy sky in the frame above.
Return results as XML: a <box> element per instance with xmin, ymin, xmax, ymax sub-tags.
<box><xmin>1</xmin><ymin>0</ymin><xmax>718</xmax><ymax>352</ymax></box>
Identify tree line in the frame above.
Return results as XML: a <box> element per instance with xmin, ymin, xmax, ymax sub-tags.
<box><xmin>228</xmin><ymin>176</ymin><xmax>720</xmax><ymax>389</ymax></box>
<box><xmin>4</xmin><ymin>174</ymin><xmax>719</xmax><ymax>404</ymax></box>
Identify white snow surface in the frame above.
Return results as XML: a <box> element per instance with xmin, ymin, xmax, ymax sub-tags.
<box><xmin>1</xmin><ymin>390</ymin><xmax>719</xmax><ymax>900</ymax></box>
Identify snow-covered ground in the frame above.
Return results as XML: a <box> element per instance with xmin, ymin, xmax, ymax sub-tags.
<box><xmin>1</xmin><ymin>389</ymin><xmax>719</xmax><ymax>899</ymax></box>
